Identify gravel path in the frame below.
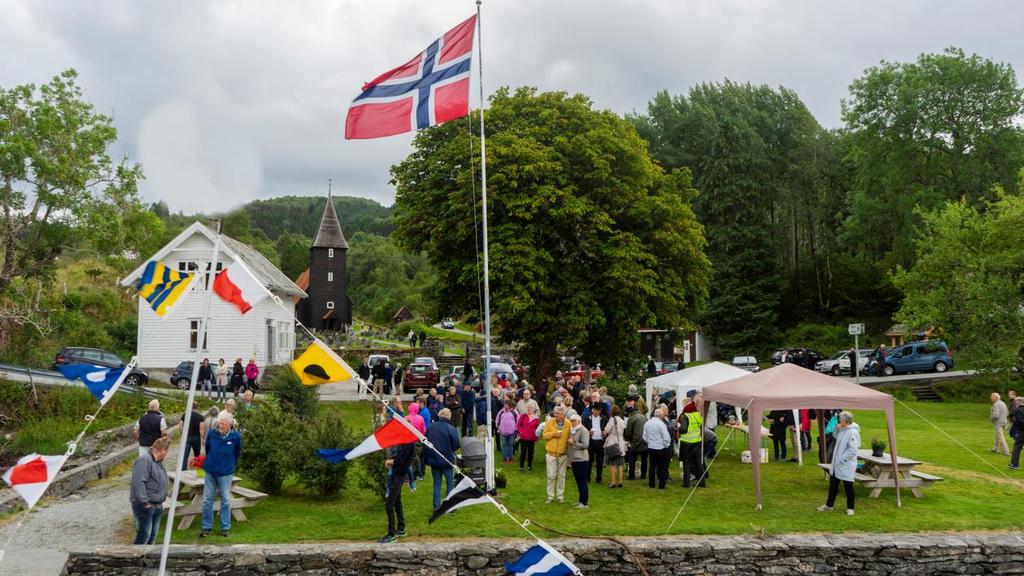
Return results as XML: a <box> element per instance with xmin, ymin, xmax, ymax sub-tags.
<box><xmin>0</xmin><ymin>449</ymin><xmax>182</xmax><ymax>576</ymax></box>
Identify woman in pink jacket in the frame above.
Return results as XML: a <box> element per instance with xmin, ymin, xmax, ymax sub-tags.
<box><xmin>244</xmin><ymin>358</ymin><xmax>259</xmax><ymax>394</ymax></box>
<box><xmin>516</xmin><ymin>404</ymin><xmax>540</xmax><ymax>471</ymax></box>
<box><xmin>407</xmin><ymin>402</ymin><xmax>427</xmax><ymax>435</ymax></box>
<box><xmin>496</xmin><ymin>400</ymin><xmax>519</xmax><ymax>465</ymax></box>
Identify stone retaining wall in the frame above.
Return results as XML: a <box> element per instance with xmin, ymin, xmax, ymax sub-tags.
<box><xmin>62</xmin><ymin>532</ymin><xmax>1024</xmax><ymax>575</ymax></box>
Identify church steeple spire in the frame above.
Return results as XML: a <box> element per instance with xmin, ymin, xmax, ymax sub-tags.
<box><xmin>312</xmin><ymin>183</ymin><xmax>348</xmax><ymax>249</ymax></box>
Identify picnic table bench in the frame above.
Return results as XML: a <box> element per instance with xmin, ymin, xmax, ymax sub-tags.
<box><xmin>164</xmin><ymin>470</ymin><xmax>268</xmax><ymax>529</ymax></box>
<box><xmin>816</xmin><ymin>449</ymin><xmax>943</xmax><ymax>499</ymax></box>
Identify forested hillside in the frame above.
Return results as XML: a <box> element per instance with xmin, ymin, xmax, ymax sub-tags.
<box><xmin>244</xmin><ymin>195</ymin><xmax>394</xmax><ymax>239</ymax></box>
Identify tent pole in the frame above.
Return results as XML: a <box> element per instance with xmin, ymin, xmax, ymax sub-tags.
<box><xmin>751</xmin><ymin>404</ymin><xmax>763</xmax><ymax>509</ymax></box>
<box><xmin>816</xmin><ymin>410</ymin><xmax>827</xmax><ymax>465</ymax></box>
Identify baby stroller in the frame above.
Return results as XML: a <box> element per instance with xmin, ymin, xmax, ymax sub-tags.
<box><xmin>458</xmin><ymin>437</ymin><xmax>488</xmax><ymax>488</ymax></box>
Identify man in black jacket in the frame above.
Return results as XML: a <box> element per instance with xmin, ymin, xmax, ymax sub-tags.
<box><xmin>381</xmin><ymin>441</ymin><xmax>416</xmax><ymax>543</ymax></box>
<box><xmin>1008</xmin><ymin>398</ymin><xmax>1024</xmax><ymax>470</ymax></box>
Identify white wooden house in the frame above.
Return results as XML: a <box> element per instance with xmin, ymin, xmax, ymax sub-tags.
<box><xmin>121</xmin><ymin>222</ymin><xmax>306</xmax><ymax>370</ymax></box>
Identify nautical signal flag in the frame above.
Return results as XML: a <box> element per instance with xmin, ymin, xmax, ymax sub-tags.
<box><xmin>56</xmin><ymin>364</ymin><xmax>128</xmax><ymax>406</ymax></box>
<box><xmin>345</xmin><ymin>14</ymin><xmax>475</xmax><ymax>139</ymax></box>
<box><xmin>505</xmin><ymin>541</ymin><xmax>582</xmax><ymax>576</ymax></box>
<box><xmin>317</xmin><ymin>418</ymin><xmax>420</xmax><ymax>463</ymax></box>
<box><xmin>428</xmin><ymin>474</ymin><xmax>489</xmax><ymax>523</ymax></box>
<box><xmin>2</xmin><ymin>453</ymin><xmax>68</xmax><ymax>509</ymax></box>
<box><xmin>213</xmin><ymin>262</ymin><xmax>270</xmax><ymax>314</ymax></box>
<box><xmin>290</xmin><ymin>339</ymin><xmax>356</xmax><ymax>386</ymax></box>
<box><xmin>135</xmin><ymin>260</ymin><xmax>195</xmax><ymax>318</ymax></box>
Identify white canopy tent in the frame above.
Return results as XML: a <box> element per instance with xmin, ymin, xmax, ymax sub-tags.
<box><xmin>645</xmin><ymin>361</ymin><xmax>750</xmax><ymax>426</ymax></box>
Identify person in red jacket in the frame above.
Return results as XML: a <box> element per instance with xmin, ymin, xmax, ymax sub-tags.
<box><xmin>799</xmin><ymin>408</ymin><xmax>812</xmax><ymax>453</ymax></box>
<box><xmin>517</xmin><ymin>404</ymin><xmax>541</xmax><ymax>471</ymax></box>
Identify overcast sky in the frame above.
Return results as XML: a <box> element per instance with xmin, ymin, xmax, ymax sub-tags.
<box><xmin>3</xmin><ymin>0</ymin><xmax>1022</xmax><ymax>212</ymax></box>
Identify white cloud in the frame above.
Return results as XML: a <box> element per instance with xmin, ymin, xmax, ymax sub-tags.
<box><xmin>2</xmin><ymin>0</ymin><xmax>1023</xmax><ymax>211</ymax></box>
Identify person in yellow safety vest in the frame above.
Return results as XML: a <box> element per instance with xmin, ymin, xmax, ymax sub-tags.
<box><xmin>677</xmin><ymin>396</ymin><xmax>705</xmax><ymax>488</ymax></box>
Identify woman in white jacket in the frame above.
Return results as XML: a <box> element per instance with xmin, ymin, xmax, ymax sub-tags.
<box><xmin>602</xmin><ymin>405</ymin><xmax>628</xmax><ymax>488</ymax></box>
<box><xmin>817</xmin><ymin>411</ymin><xmax>860</xmax><ymax>516</ymax></box>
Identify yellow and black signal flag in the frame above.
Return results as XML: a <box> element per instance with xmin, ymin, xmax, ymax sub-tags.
<box><xmin>291</xmin><ymin>339</ymin><xmax>356</xmax><ymax>386</ymax></box>
<box><xmin>135</xmin><ymin>260</ymin><xmax>195</xmax><ymax>318</ymax></box>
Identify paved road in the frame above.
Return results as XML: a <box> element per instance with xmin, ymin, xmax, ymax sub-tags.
<box><xmin>431</xmin><ymin>323</ymin><xmax>479</xmax><ymax>338</ymax></box>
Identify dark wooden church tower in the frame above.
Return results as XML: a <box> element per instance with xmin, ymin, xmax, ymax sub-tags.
<box><xmin>296</xmin><ymin>193</ymin><xmax>351</xmax><ymax>331</ymax></box>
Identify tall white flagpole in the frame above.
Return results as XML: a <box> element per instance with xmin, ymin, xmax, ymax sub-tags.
<box><xmin>158</xmin><ymin>221</ymin><xmax>223</xmax><ymax>576</ymax></box>
<box><xmin>476</xmin><ymin>0</ymin><xmax>496</xmax><ymax>491</ymax></box>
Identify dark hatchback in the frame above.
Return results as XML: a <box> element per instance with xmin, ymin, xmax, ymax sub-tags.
<box><xmin>53</xmin><ymin>347</ymin><xmax>149</xmax><ymax>386</ymax></box>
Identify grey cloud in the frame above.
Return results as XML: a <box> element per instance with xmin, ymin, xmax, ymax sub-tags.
<box><xmin>2</xmin><ymin>0</ymin><xmax>1023</xmax><ymax>212</ymax></box>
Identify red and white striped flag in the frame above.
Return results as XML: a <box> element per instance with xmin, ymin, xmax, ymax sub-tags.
<box><xmin>317</xmin><ymin>419</ymin><xmax>421</xmax><ymax>463</ymax></box>
<box><xmin>213</xmin><ymin>262</ymin><xmax>271</xmax><ymax>314</ymax></box>
<box><xmin>2</xmin><ymin>454</ymin><xmax>68</xmax><ymax>509</ymax></box>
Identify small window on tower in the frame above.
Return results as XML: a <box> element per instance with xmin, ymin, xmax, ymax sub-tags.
<box><xmin>326</xmin><ymin>301</ymin><xmax>335</xmax><ymax>309</ymax></box>
<box><xmin>328</xmin><ymin>248</ymin><xmax>334</xmax><ymax>258</ymax></box>
<box><xmin>328</xmin><ymin>272</ymin><xmax>334</xmax><ymax>282</ymax></box>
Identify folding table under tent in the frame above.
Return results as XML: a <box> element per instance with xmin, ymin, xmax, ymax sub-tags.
<box><xmin>700</xmin><ymin>362</ymin><xmax>902</xmax><ymax>509</ymax></box>
<box><xmin>644</xmin><ymin>361</ymin><xmax>750</xmax><ymax>425</ymax></box>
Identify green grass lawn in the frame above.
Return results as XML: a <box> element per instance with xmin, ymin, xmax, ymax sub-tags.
<box><xmin>170</xmin><ymin>400</ymin><xmax>1024</xmax><ymax>544</ymax></box>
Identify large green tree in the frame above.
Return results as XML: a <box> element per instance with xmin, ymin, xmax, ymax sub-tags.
<box><xmin>391</xmin><ymin>87</ymin><xmax>710</xmax><ymax>376</ymax></box>
<box><xmin>633</xmin><ymin>82</ymin><xmax>842</xmax><ymax>355</ymax></box>
<box><xmin>346</xmin><ymin>231</ymin><xmax>434</xmax><ymax>325</ymax></box>
<box><xmin>0</xmin><ymin>70</ymin><xmax>151</xmax><ymax>346</ymax></box>
<box><xmin>842</xmin><ymin>47</ymin><xmax>1024</xmax><ymax>268</ymax></box>
<box><xmin>892</xmin><ymin>188</ymin><xmax>1024</xmax><ymax>370</ymax></box>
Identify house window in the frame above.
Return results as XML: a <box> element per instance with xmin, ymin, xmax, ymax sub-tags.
<box><xmin>328</xmin><ymin>249</ymin><xmax>334</xmax><ymax>258</ymax></box>
<box><xmin>326</xmin><ymin>301</ymin><xmax>335</xmax><ymax>309</ymax></box>
<box><xmin>202</xmin><ymin>261</ymin><xmax>225</xmax><ymax>290</ymax></box>
<box><xmin>328</xmin><ymin>272</ymin><xmax>334</xmax><ymax>282</ymax></box>
<box><xmin>188</xmin><ymin>319</ymin><xmax>208</xmax><ymax>351</ymax></box>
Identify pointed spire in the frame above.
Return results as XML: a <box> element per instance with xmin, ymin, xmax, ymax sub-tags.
<box><xmin>312</xmin><ymin>182</ymin><xmax>348</xmax><ymax>249</ymax></box>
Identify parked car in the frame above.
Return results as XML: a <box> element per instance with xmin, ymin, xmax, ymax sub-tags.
<box><xmin>170</xmin><ymin>361</ymin><xmax>194</xmax><ymax>389</ymax></box>
<box><xmin>441</xmin><ymin>317</ymin><xmax>455</xmax><ymax>329</ymax></box>
<box><xmin>53</xmin><ymin>346</ymin><xmax>149</xmax><ymax>387</ymax></box>
<box><xmin>731</xmin><ymin>355</ymin><xmax>760</xmax><ymax>372</ymax></box>
<box><xmin>482</xmin><ymin>354</ymin><xmax>517</xmax><ymax>368</ymax></box>
<box><xmin>414</xmin><ymin>356</ymin><xmax>438</xmax><ymax>371</ymax></box>
<box><xmin>656</xmin><ymin>361</ymin><xmax>679</xmax><ymax>375</ymax></box>
<box><xmin>404</xmin><ymin>362</ymin><xmax>438</xmax><ymax>391</ymax></box>
<box><xmin>771</xmin><ymin>348</ymin><xmax>825</xmax><ymax>369</ymax></box>
<box><xmin>564</xmin><ymin>363</ymin><xmax>605</xmax><ymax>380</ymax></box>
<box><xmin>443</xmin><ymin>365</ymin><xmax>479</xmax><ymax>389</ymax></box>
<box><xmin>880</xmin><ymin>340</ymin><xmax>954</xmax><ymax>376</ymax></box>
<box><xmin>368</xmin><ymin>354</ymin><xmax>390</xmax><ymax>370</ymax></box>
<box><xmin>814</xmin><ymin>351</ymin><xmax>847</xmax><ymax>375</ymax></box>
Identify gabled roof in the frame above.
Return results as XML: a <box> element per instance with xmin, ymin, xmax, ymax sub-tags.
<box><xmin>312</xmin><ymin>194</ymin><xmax>348</xmax><ymax>249</ymax></box>
<box><xmin>121</xmin><ymin>221</ymin><xmax>307</xmax><ymax>298</ymax></box>
<box><xmin>293</xmin><ymin>268</ymin><xmax>310</xmax><ymax>304</ymax></box>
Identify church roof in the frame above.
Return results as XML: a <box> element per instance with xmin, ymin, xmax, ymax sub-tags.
<box><xmin>312</xmin><ymin>195</ymin><xmax>348</xmax><ymax>249</ymax></box>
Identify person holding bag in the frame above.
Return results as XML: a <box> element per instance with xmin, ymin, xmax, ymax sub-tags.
<box><xmin>602</xmin><ymin>404</ymin><xmax>628</xmax><ymax>488</ymax></box>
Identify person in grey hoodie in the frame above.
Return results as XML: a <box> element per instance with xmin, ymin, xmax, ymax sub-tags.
<box><xmin>817</xmin><ymin>411</ymin><xmax>860</xmax><ymax>516</ymax></box>
<box><xmin>129</xmin><ymin>436</ymin><xmax>170</xmax><ymax>544</ymax></box>
<box><xmin>567</xmin><ymin>414</ymin><xmax>591</xmax><ymax>509</ymax></box>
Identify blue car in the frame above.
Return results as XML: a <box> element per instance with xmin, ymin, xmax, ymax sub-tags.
<box><xmin>882</xmin><ymin>340</ymin><xmax>954</xmax><ymax>376</ymax></box>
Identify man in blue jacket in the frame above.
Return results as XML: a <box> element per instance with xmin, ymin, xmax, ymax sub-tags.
<box><xmin>201</xmin><ymin>411</ymin><xmax>242</xmax><ymax>537</ymax></box>
<box><xmin>424</xmin><ymin>408</ymin><xmax>461</xmax><ymax>510</ymax></box>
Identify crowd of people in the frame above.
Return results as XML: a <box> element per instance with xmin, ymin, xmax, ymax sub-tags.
<box><xmin>197</xmin><ymin>357</ymin><xmax>261</xmax><ymax>400</ymax></box>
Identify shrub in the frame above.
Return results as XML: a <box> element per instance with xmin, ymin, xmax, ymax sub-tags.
<box><xmin>291</xmin><ymin>408</ymin><xmax>355</xmax><ymax>498</ymax></box>
<box><xmin>933</xmin><ymin>372</ymin><xmax>1024</xmax><ymax>403</ymax></box>
<box><xmin>236</xmin><ymin>403</ymin><xmax>301</xmax><ymax>495</ymax></box>
<box><xmin>354</xmin><ymin>450</ymin><xmax>389</xmax><ymax>501</ymax></box>
<box><xmin>262</xmin><ymin>365</ymin><xmax>317</xmax><ymax>419</ymax></box>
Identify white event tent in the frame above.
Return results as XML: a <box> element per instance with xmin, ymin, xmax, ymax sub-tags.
<box><xmin>644</xmin><ymin>361</ymin><xmax>750</xmax><ymax>425</ymax></box>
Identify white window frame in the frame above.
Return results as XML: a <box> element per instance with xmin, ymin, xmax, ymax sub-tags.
<box><xmin>326</xmin><ymin>301</ymin><xmax>335</xmax><ymax>309</ymax></box>
<box><xmin>328</xmin><ymin>272</ymin><xmax>334</xmax><ymax>282</ymax></box>
<box><xmin>328</xmin><ymin>248</ymin><xmax>334</xmax><ymax>258</ymax></box>
<box><xmin>188</xmin><ymin>319</ymin><xmax>208</xmax><ymax>352</ymax></box>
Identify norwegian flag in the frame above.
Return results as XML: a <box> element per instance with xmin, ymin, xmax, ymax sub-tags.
<box><xmin>345</xmin><ymin>14</ymin><xmax>476</xmax><ymax>140</ymax></box>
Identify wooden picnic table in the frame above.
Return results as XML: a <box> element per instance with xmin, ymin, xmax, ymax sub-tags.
<box><xmin>817</xmin><ymin>449</ymin><xmax>943</xmax><ymax>499</ymax></box>
<box><xmin>165</xmin><ymin>470</ymin><xmax>268</xmax><ymax>529</ymax></box>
